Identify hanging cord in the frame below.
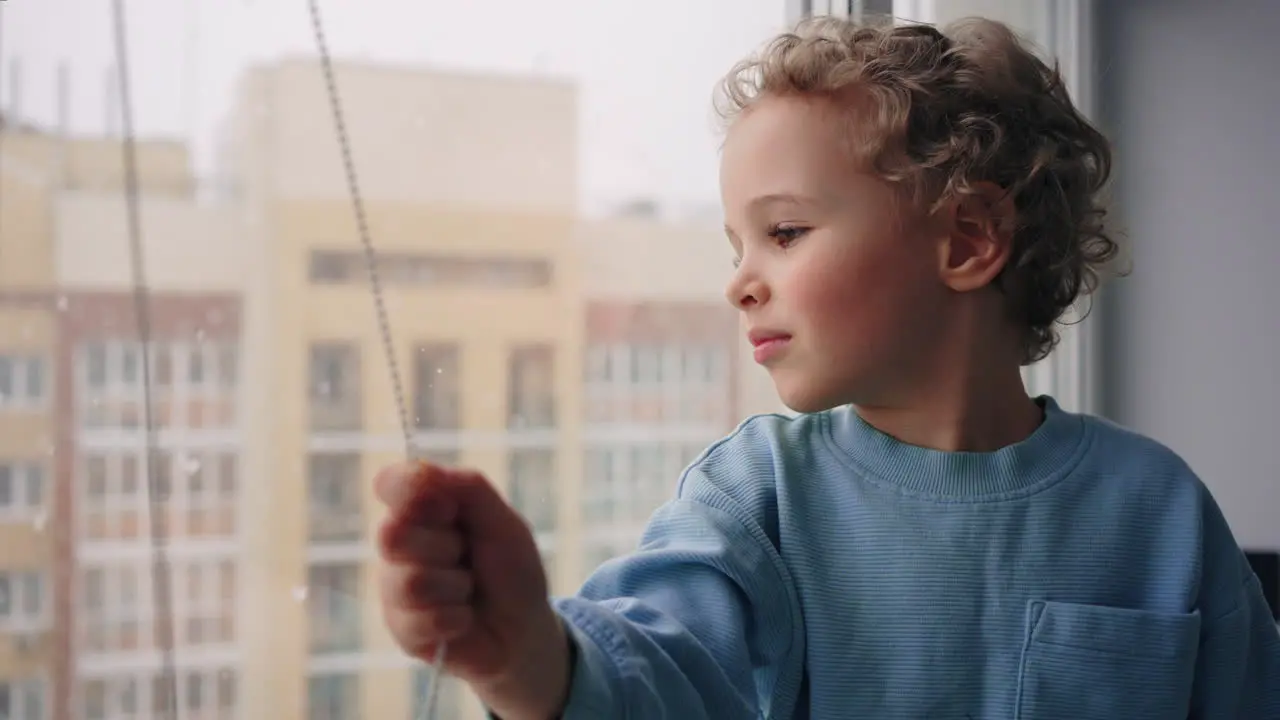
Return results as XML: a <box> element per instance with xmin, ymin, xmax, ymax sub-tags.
<box><xmin>110</xmin><ymin>0</ymin><xmax>182</xmax><ymax>717</ymax></box>
<box><xmin>304</xmin><ymin>1</ymin><xmax>448</xmax><ymax>716</ymax></box>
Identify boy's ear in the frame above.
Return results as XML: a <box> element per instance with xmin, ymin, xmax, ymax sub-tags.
<box><xmin>936</xmin><ymin>181</ymin><xmax>1016</xmax><ymax>292</ymax></box>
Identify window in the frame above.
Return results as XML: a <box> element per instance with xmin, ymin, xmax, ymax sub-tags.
<box><xmin>0</xmin><ymin>571</ymin><xmax>47</xmax><ymax>629</ymax></box>
<box><xmin>121</xmin><ymin>345</ymin><xmax>140</xmax><ymax>386</ymax></box>
<box><xmin>83</xmin><ymin>679</ymin><xmax>107</xmax><ymax>720</ymax></box>
<box><xmin>423</xmin><ymin>449</ymin><xmax>461</xmax><ymax>467</ymax></box>
<box><xmin>411</xmin><ymin>666</ymin><xmax>465</xmax><ymax>719</ymax></box>
<box><xmin>508</xmin><ymin>450</ymin><xmax>556</xmax><ymax>535</ymax></box>
<box><xmin>307</xmin><ymin>673</ymin><xmax>358</xmax><ymax>720</ymax></box>
<box><xmin>0</xmin><ymin>462</ymin><xmax>44</xmax><ymax>518</ymax></box>
<box><xmin>81</xmin><ymin>452</ymin><xmax>156</xmax><ymax>541</ymax></box>
<box><xmin>81</xmin><ymin>559</ymin><xmax>234</xmax><ymax>655</ymax></box>
<box><xmin>10</xmin><ymin>1</ymin><xmax>823</xmax><ymax>715</ymax></box>
<box><xmin>310</xmin><ymin>250</ymin><xmax>553</xmax><ymax>289</ymax></box>
<box><xmin>508</xmin><ymin>345</ymin><xmax>555</xmax><ymax>428</ymax></box>
<box><xmin>0</xmin><ymin>355</ymin><xmax>46</xmax><ymax>407</ymax></box>
<box><xmin>307</xmin><ymin>454</ymin><xmax>363</xmax><ymax>542</ymax></box>
<box><xmin>307</xmin><ymin>564</ymin><xmax>361</xmax><ymax>653</ymax></box>
<box><xmin>0</xmin><ymin>679</ymin><xmax>45</xmax><ymax>720</ymax></box>
<box><xmin>414</xmin><ymin>343</ymin><xmax>460</xmax><ymax>430</ymax></box>
<box><xmin>582</xmin><ymin>449</ymin><xmax>617</xmax><ymax>522</ymax></box>
<box><xmin>177</xmin><ymin>451</ymin><xmax>238</xmax><ymax>537</ymax></box>
<box><xmin>631</xmin><ymin>346</ymin><xmax>662</xmax><ymax>384</ymax></box>
<box><xmin>76</xmin><ymin>670</ymin><xmax>234</xmax><ymax>720</ymax></box>
<box><xmin>581</xmin><ymin>443</ymin><xmax>689</xmax><ymax>572</ymax></box>
<box><xmin>181</xmin><ymin>560</ymin><xmax>237</xmax><ymax>646</ymax></box>
<box><xmin>585</xmin><ymin>345</ymin><xmax>612</xmax><ymax>383</ymax></box>
<box><xmin>309</xmin><ymin>343</ymin><xmax>362</xmax><ymax>431</ymax></box>
<box><xmin>215</xmin><ymin>343</ymin><xmax>238</xmax><ymax>387</ymax></box>
<box><xmin>188</xmin><ymin>345</ymin><xmax>206</xmax><ymax>385</ymax></box>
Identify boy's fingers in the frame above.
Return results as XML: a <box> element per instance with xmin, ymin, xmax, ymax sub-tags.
<box><xmin>377</xmin><ymin>521</ymin><xmax>465</xmax><ymax>565</ymax></box>
<box><xmin>381</xmin><ymin>563</ymin><xmax>475</xmax><ymax>609</ymax></box>
<box><xmin>374</xmin><ymin>461</ymin><xmax>459</xmax><ymax>524</ymax></box>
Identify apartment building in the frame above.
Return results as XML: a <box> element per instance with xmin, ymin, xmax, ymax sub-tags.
<box><xmin>221</xmin><ymin>59</ymin><xmax>584</xmax><ymax>720</ymax></box>
<box><xmin>0</xmin><ymin>125</ymin><xmax>60</xmax><ymax>720</ymax></box>
<box><xmin>53</xmin><ymin>148</ymin><xmax>250</xmax><ymax>720</ymax></box>
<box><xmin>0</xmin><ymin>120</ymin><xmax>228</xmax><ymax>720</ymax></box>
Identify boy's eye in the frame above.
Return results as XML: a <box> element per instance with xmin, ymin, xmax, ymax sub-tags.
<box><xmin>768</xmin><ymin>225</ymin><xmax>808</xmax><ymax>246</ymax></box>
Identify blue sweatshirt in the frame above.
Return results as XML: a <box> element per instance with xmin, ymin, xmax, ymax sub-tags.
<box><xmin>551</xmin><ymin>397</ymin><xmax>1280</xmax><ymax>719</ymax></box>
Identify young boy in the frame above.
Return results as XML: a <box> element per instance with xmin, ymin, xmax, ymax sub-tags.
<box><xmin>373</xmin><ymin>16</ymin><xmax>1280</xmax><ymax>720</ymax></box>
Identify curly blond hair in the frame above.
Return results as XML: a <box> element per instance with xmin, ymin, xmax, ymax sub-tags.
<box><xmin>716</xmin><ymin>16</ymin><xmax>1118</xmax><ymax>365</ymax></box>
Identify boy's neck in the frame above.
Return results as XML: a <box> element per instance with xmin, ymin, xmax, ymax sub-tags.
<box><xmin>855</xmin><ymin>327</ymin><xmax>1043</xmax><ymax>453</ymax></box>
<box><xmin>856</xmin><ymin>382</ymin><xmax>1043</xmax><ymax>453</ymax></box>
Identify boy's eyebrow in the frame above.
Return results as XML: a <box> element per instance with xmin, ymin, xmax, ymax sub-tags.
<box><xmin>724</xmin><ymin>193</ymin><xmax>823</xmax><ymax>237</ymax></box>
<box><xmin>747</xmin><ymin>192</ymin><xmax>822</xmax><ymax>211</ymax></box>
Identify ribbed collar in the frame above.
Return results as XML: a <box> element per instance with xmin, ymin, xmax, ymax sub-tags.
<box><xmin>824</xmin><ymin>396</ymin><xmax>1089</xmax><ymax>501</ymax></box>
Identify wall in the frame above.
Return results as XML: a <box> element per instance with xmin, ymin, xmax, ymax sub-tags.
<box><xmin>54</xmin><ymin>193</ymin><xmax>249</xmax><ymax>292</ymax></box>
<box><xmin>1097</xmin><ymin>0</ymin><xmax>1280</xmax><ymax>549</ymax></box>
<box><xmin>237</xmin><ymin>61</ymin><xmax>577</xmax><ymax>214</ymax></box>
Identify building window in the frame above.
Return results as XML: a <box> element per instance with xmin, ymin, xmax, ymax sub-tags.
<box><xmin>582</xmin><ymin>449</ymin><xmax>617</xmax><ymax>523</ymax></box>
<box><xmin>413</xmin><ymin>344</ymin><xmax>460</xmax><ymax>430</ymax></box>
<box><xmin>181</xmin><ymin>560</ymin><xmax>236</xmax><ymax>646</ymax></box>
<box><xmin>80</xmin><ymin>452</ymin><xmax>157</xmax><ymax>541</ymax></box>
<box><xmin>582</xmin><ymin>443</ymin><xmax>691</xmax><ymax>570</ymax></box>
<box><xmin>188</xmin><ymin>346</ymin><xmax>206</xmax><ymax>386</ymax></box>
<box><xmin>0</xmin><ymin>571</ymin><xmax>47</xmax><ymax>630</ymax></box>
<box><xmin>79</xmin><ymin>342</ymin><xmax>237</xmax><ymax>430</ymax></box>
<box><xmin>83</xmin><ymin>679</ymin><xmax>108</xmax><ymax>720</ymax></box>
<box><xmin>78</xmin><ymin>671</ymin><xmax>233</xmax><ymax>720</ymax></box>
<box><xmin>584</xmin><ymin>345</ymin><xmax>612</xmax><ymax>383</ymax></box>
<box><xmin>307</xmin><ymin>564</ymin><xmax>361</xmax><ymax>654</ymax></box>
<box><xmin>215</xmin><ymin>344</ymin><xmax>238</xmax><ymax>388</ymax></box>
<box><xmin>0</xmin><ymin>678</ymin><xmax>46</xmax><ymax>720</ymax></box>
<box><xmin>0</xmin><ymin>462</ymin><xmax>44</xmax><ymax>519</ymax></box>
<box><xmin>307</xmin><ymin>673</ymin><xmax>359</xmax><ymax>720</ymax></box>
<box><xmin>308</xmin><ymin>454</ymin><xmax>363</xmax><ymax>543</ymax></box>
<box><xmin>630</xmin><ymin>346</ymin><xmax>662</xmax><ymax>384</ymax></box>
<box><xmin>410</xmin><ymin>666</ymin><xmax>463</xmax><ymax>720</ymax></box>
<box><xmin>508</xmin><ymin>345</ymin><xmax>555</xmax><ymax>429</ymax></box>
<box><xmin>309</xmin><ymin>250</ymin><xmax>552</xmax><ymax>290</ymax></box>
<box><xmin>0</xmin><ymin>355</ymin><xmax>46</xmax><ymax>408</ymax></box>
<box><xmin>179</xmin><ymin>451</ymin><xmax>238</xmax><ymax>537</ymax></box>
<box><xmin>508</xmin><ymin>450</ymin><xmax>556</xmax><ymax>536</ymax></box>
<box><xmin>583</xmin><ymin>342</ymin><xmax>731</xmax><ymax>426</ymax></box>
<box><xmin>423</xmin><ymin>449</ymin><xmax>461</xmax><ymax>468</ymax></box>
<box><xmin>81</xmin><ymin>560</ymin><xmax>234</xmax><ymax>655</ymax></box>
<box><xmin>309</xmin><ymin>343</ymin><xmax>361</xmax><ymax>431</ymax></box>
<box><xmin>216</xmin><ymin>670</ymin><xmax>237</xmax><ymax>718</ymax></box>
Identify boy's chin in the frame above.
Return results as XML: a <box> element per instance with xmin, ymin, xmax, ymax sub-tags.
<box><xmin>774</xmin><ymin>377</ymin><xmax>846</xmax><ymax>415</ymax></box>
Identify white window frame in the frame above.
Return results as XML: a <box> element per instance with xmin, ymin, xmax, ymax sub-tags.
<box><xmin>0</xmin><ymin>570</ymin><xmax>51</xmax><ymax>633</ymax></box>
<box><xmin>0</xmin><ymin>676</ymin><xmax>50</xmax><ymax>720</ymax></box>
<box><xmin>0</xmin><ymin>354</ymin><xmax>48</xmax><ymax>409</ymax></box>
<box><xmin>0</xmin><ymin>460</ymin><xmax>46</xmax><ymax>521</ymax></box>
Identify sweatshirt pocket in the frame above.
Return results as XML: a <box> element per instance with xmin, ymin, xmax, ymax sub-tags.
<box><xmin>1015</xmin><ymin>600</ymin><xmax>1200</xmax><ymax>720</ymax></box>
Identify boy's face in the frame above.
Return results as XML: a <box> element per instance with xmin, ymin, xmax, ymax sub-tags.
<box><xmin>720</xmin><ymin>94</ymin><xmax>950</xmax><ymax>413</ymax></box>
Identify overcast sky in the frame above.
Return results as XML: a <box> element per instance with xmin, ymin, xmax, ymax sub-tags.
<box><xmin>1</xmin><ymin>0</ymin><xmax>789</xmax><ymax>209</ymax></box>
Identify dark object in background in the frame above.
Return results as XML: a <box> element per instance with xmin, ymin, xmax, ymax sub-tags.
<box><xmin>1245</xmin><ymin>550</ymin><xmax>1279</xmax><ymax>620</ymax></box>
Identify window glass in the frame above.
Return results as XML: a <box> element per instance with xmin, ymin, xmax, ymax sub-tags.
<box><xmin>0</xmin><ymin>0</ymin><xmax>1078</xmax><ymax>716</ymax></box>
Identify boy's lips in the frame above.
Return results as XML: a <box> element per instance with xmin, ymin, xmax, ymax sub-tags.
<box><xmin>748</xmin><ymin>330</ymin><xmax>792</xmax><ymax>364</ymax></box>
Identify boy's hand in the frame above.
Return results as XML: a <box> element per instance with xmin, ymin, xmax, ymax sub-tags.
<box><xmin>375</xmin><ymin>462</ymin><xmax>571</xmax><ymax>719</ymax></box>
